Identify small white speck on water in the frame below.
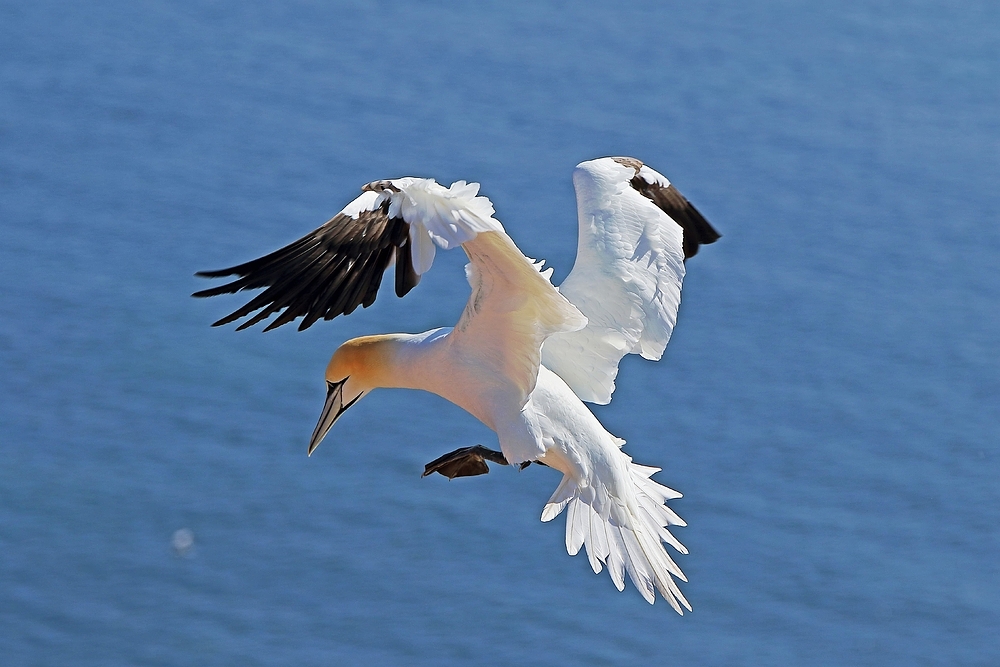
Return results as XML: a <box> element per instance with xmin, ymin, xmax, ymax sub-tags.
<box><xmin>171</xmin><ymin>528</ymin><xmax>194</xmax><ymax>557</ymax></box>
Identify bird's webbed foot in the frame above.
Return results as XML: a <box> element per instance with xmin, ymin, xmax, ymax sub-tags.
<box><xmin>422</xmin><ymin>445</ymin><xmax>508</xmax><ymax>479</ymax></box>
<box><xmin>422</xmin><ymin>446</ymin><xmax>543</xmax><ymax>479</ymax></box>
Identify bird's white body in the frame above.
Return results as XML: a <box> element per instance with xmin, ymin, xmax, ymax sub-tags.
<box><xmin>197</xmin><ymin>157</ymin><xmax>719</xmax><ymax>612</ymax></box>
<box><xmin>359</xmin><ymin>325</ymin><xmax>691</xmax><ymax>610</ymax></box>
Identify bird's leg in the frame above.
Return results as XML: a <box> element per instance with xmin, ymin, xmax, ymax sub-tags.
<box><xmin>422</xmin><ymin>445</ymin><xmax>508</xmax><ymax>479</ymax></box>
<box><xmin>422</xmin><ymin>445</ymin><xmax>544</xmax><ymax>479</ymax></box>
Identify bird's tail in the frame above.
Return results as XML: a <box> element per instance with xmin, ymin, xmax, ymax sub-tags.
<box><xmin>540</xmin><ymin>444</ymin><xmax>691</xmax><ymax>613</ymax></box>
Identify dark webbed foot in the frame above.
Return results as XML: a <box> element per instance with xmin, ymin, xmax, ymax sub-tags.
<box><xmin>422</xmin><ymin>446</ymin><xmax>544</xmax><ymax>479</ymax></box>
<box><xmin>422</xmin><ymin>445</ymin><xmax>508</xmax><ymax>479</ymax></box>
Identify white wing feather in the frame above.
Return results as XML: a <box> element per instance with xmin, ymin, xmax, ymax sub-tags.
<box><xmin>380</xmin><ymin>178</ymin><xmax>587</xmax><ymax>404</ymax></box>
<box><xmin>379</xmin><ymin>178</ymin><xmax>504</xmax><ymax>274</ymax></box>
<box><xmin>452</xmin><ymin>232</ymin><xmax>587</xmax><ymax>405</ymax></box>
<box><xmin>541</xmin><ymin>158</ymin><xmax>687</xmax><ymax>404</ymax></box>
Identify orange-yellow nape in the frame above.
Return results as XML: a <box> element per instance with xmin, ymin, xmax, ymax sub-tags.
<box><xmin>324</xmin><ymin>334</ymin><xmax>407</xmax><ymax>391</ymax></box>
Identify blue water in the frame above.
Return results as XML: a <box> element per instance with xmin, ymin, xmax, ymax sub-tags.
<box><xmin>2</xmin><ymin>1</ymin><xmax>998</xmax><ymax>664</ymax></box>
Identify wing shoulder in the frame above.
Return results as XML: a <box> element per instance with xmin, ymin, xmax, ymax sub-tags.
<box><xmin>453</xmin><ymin>230</ymin><xmax>586</xmax><ymax>403</ymax></box>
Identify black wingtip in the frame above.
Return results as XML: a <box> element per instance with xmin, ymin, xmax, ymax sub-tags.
<box><xmin>192</xmin><ymin>284</ymin><xmax>235</xmax><ymax>299</ymax></box>
<box><xmin>192</xmin><ymin>203</ymin><xmax>419</xmax><ymax>331</ymax></box>
<box><xmin>195</xmin><ymin>267</ymin><xmax>239</xmax><ymax>279</ymax></box>
<box><xmin>629</xmin><ymin>175</ymin><xmax>722</xmax><ymax>260</ymax></box>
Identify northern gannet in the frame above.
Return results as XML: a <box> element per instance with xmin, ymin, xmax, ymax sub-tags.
<box><xmin>194</xmin><ymin>157</ymin><xmax>720</xmax><ymax>612</ymax></box>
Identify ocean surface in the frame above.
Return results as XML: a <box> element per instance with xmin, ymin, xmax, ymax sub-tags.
<box><xmin>2</xmin><ymin>1</ymin><xmax>998</xmax><ymax>664</ymax></box>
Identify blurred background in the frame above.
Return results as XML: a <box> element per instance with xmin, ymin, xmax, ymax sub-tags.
<box><xmin>2</xmin><ymin>1</ymin><xmax>998</xmax><ymax>664</ymax></box>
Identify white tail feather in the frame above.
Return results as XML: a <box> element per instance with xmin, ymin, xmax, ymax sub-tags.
<box><xmin>541</xmin><ymin>459</ymin><xmax>690</xmax><ymax>612</ymax></box>
<box><xmin>540</xmin><ymin>476</ymin><xmax>575</xmax><ymax>522</ymax></box>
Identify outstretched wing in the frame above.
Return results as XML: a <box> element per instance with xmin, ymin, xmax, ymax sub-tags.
<box><xmin>541</xmin><ymin>157</ymin><xmax>720</xmax><ymax>404</ymax></box>
<box><xmin>451</xmin><ymin>231</ymin><xmax>587</xmax><ymax>406</ymax></box>
<box><xmin>193</xmin><ymin>178</ymin><xmax>501</xmax><ymax>331</ymax></box>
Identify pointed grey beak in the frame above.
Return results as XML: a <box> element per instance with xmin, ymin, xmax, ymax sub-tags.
<box><xmin>308</xmin><ymin>379</ymin><xmax>363</xmax><ymax>456</ymax></box>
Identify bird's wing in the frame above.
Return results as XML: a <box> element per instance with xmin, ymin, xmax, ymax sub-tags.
<box><xmin>193</xmin><ymin>178</ymin><xmax>502</xmax><ymax>331</ymax></box>
<box><xmin>450</xmin><ymin>231</ymin><xmax>588</xmax><ymax>405</ymax></box>
<box><xmin>541</xmin><ymin>157</ymin><xmax>720</xmax><ymax>404</ymax></box>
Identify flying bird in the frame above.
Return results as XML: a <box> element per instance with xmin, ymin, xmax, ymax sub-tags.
<box><xmin>193</xmin><ymin>157</ymin><xmax>720</xmax><ymax>612</ymax></box>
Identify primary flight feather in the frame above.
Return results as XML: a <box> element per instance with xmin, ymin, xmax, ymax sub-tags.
<box><xmin>194</xmin><ymin>157</ymin><xmax>719</xmax><ymax>611</ymax></box>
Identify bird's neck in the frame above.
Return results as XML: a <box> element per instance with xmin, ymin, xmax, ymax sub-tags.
<box><xmin>349</xmin><ymin>327</ymin><xmax>499</xmax><ymax>430</ymax></box>
<box><xmin>353</xmin><ymin>328</ymin><xmax>453</xmax><ymax>392</ymax></box>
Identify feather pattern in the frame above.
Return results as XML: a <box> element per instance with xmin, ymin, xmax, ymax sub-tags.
<box><xmin>452</xmin><ymin>231</ymin><xmax>587</xmax><ymax>406</ymax></box>
<box><xmin>529</xmin><ymin>366</ymin><xmax>690</xmax><ymax>610</ymax></box>
<box><xmin>541</xmin><ymin>157</ymin><xmax>720</xmax><ymax>404</ymax></box>
<box><xmin>193</xmin><ymin>179</ymin><xmax>502</xmax><ymax>331</ymax></box>
<box><xmin>629</xmin><ymin>165</ymin><xmax>721</xmax><ymax>260</ymax></box>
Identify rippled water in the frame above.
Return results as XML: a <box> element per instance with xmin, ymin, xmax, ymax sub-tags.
<box><xmin>2</xmin><ymin>1</ymin><xmax>998</xmax><ymax>664</ymax></box>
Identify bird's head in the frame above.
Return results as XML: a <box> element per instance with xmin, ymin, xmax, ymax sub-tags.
<box><xmin>308</xmin><ymin>335</ymin><xmax>397</xmax><ymax>456</ymax></box>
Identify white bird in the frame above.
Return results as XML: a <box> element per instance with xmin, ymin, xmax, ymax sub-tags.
<box><xmin>194</xmin><ymin>157</ymin><xmax>720</xmax><ymax>612</ymax></box>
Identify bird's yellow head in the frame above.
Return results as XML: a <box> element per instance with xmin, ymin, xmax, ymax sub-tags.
<box><xmin>308</xmin><ymin>335</ymin><xmax>398</xmax><ymax>456</ymax></box>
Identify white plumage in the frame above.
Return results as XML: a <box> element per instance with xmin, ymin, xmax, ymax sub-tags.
<box><xmin>195</xmin><ymin>157</ymin><xmax>719</xmax><ymax>612</ymax></box>
<box><xmin>542</xmin><ymin>159</ymin><xmax>687</xmax><ymax>404</ymax></box>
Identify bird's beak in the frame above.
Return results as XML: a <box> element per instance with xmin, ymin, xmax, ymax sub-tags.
<box><xmin>308</xmin><ymin>379</ymin><xmax>363</xmax><ymax>456</ymax></box>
